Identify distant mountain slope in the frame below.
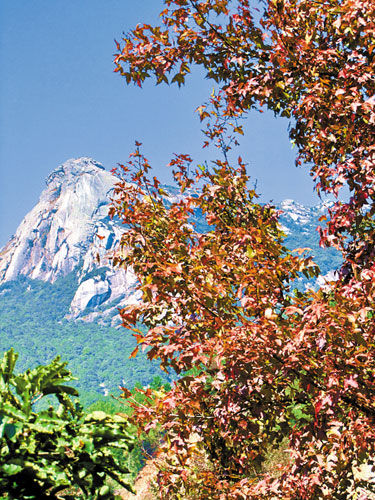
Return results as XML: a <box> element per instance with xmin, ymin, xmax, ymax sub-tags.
<box><xmin>0</xmin><ymin>273</ymin><xmax>168</xmax><ymax>406</ymax></box>
<box><xmin>278</xmin><ymin>199</ymin><xmax>341</xmax><ymax>277</ymax></box>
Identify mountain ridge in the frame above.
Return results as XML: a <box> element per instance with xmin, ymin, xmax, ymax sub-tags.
<box><xmin>0</xmin><ymin>157</ymin><xmax>341</xmax><ymax>325</ymax></box>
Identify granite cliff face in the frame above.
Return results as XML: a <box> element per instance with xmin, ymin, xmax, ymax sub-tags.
<box><xmin>0</xmin><ymin>158</ymin><xmax>139</xmax><ymax>324</ymax></box>
<box><xmin>0</xmin><ymin>157</ymin><xmax>340</xmax><ymax>325</ymax></box>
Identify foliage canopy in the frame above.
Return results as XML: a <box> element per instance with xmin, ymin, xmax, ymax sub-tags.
<box><xmin>112</xmin><ymin>0</ymin><xmax>375</xmax><ymax>497</ymax></box>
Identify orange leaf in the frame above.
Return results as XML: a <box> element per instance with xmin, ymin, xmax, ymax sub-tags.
<box><xmin>129</xmin><ymin>346</ymin><xmax>139</xmax><ymax>359</ymax></box>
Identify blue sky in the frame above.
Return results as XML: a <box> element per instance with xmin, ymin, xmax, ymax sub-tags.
<box><xmin>0</xmin><ymin>0</ymin><xmax>320</xmax><ymax>247</ymax></box>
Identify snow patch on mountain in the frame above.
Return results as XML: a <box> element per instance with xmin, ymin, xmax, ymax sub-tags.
<box><xmin>280</xmin><ymin>199</ymin><xmax>312</xmax><ymax>224</ymax></box>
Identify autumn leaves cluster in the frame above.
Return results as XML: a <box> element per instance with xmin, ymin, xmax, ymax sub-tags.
<box><xmin>111</xmin><ymin>1</ymin><xmax>375</xmax><ymax>498</ymax></box>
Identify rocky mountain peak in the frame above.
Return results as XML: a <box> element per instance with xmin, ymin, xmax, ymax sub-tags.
<box><xmin>0</xmin><ymin>157</ymin><xmax>118</xmax><ymax>282</ymax></box>
<box><xmin>46</xmin><ymin>157</ymin><xmax>105</xmax><ymax>187</ymax></box>
<box><xmin>280</xmin><ymin>198</ymin><xmax>315</xmax><ymax>225</ymax></box>
<box><xmin>0</xmin><ymin>157</ymin><xmax>140</xmax><ymax>325</ymax></box>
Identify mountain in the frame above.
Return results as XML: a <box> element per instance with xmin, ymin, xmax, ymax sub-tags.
<box><xmin>278</xmin><ymin>198</ymin><xmax>341</xmax><ymax>279</ymax></box>
<box><xmin>0</xmin><ymin>158</ymin><xmax>162</xmax><ymax>404</ymax></box>
<box><xmin>0</xmin><ymin>157</ymin><xmax>341</xmax><ymax>403</ymax></box>
<box><xmin>0</xmin><ymin>158</ymin><xmax>341</xmax><ymax>324</ymax></box>
<box><xmin>0</xmin><ymin>157</ymin><xmax>139</xmax><ymax>326</ymax></box>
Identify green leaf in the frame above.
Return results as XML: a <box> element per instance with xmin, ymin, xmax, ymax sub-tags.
<box><xmin>2</xmin><ymin>463</ymin><xmax>23</xmax><ymax>476</ymax></box>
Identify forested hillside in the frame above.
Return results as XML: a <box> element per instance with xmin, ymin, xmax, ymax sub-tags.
<box><xmin>0</xmin><ymin>273</ymin><xmax>168</xmax><ymax>405</ymax></box>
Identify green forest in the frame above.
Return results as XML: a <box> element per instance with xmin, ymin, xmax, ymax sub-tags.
<box><xmin>0</xmin><ymin>274</ymin><xmax>170</xmax><ymax>407</ymax></box>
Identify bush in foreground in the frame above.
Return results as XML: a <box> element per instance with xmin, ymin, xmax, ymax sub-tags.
<box><xmin>0</xmin><ymin>349</ymin><xmax>135</xmax><ymax>499</ymax></box>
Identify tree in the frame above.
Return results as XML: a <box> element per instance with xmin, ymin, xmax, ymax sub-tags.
<box><xmin>111</xmin><ymin>1</ymin><xmax>375</xmax><ymax>497</ymax></box>
<box><xmin>0</xmin><ymin>349</ymin><xmax>135</xmax><ymax>499</ymax></box>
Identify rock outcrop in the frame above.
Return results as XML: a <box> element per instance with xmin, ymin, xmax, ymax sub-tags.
<box><xmin>0</xmin><ymin>157</ymin><xmax>138</xmax><ymax>323</ymax></box>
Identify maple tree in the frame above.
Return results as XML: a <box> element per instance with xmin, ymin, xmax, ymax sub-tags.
<box><xmin>111</xmin><ymin>1</ymin><xmax>375</xmax><ymax>498</ymax></box>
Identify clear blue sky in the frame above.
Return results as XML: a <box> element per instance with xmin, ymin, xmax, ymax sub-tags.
<box><xmin>0</xmin><ymin>0</ymin><xmax>320</xmax><ymax>247</ymax></box>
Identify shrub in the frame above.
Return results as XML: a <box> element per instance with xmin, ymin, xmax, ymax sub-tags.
<box><xmin>0</xmin><ymin>349</ymin><xmax>135</xmax><ymax>499</ymax></box>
